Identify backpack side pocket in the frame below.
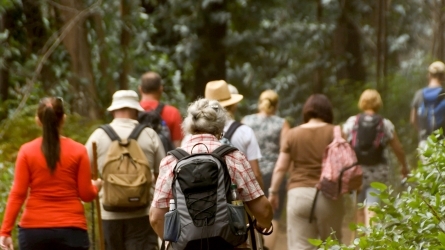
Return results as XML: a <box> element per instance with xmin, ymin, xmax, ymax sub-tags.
<box><xmin>227</xmin><ymin>204</ymin><xmax>247</xmax><ymax>236</ymax></box>
<box><xmin>164</xmin><ymin>209</ymin><xmax>181</xmax><ymax>242</ymax></box>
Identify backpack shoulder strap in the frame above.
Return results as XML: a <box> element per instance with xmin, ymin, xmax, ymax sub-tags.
<box><xmin>224</xmin><ymin>121</ymin><xmax>243</xmax><ymax>141</ymax></box>
<box><xmin>212</xmin><ymin>144</ymin><xmax>238</xmax><ymax>158</ymax></box>
<box><xmin>155</xmin><ymin>102</ymin><xmax>165</xmax><ymax>115</ymax></box>
<box><xmin>100</xmin><ymin>124</ymin><xmax>121</xmax><ymax>141</ymax></box>
<box><xmin>128</xmin><ymin>123</ymin><xmax>150</xmax><ymax>140</ymax></box>
<box><xmin>167</xmin><ymin>148</ymin><xmax>190</xmax><ymax>160</ymax></box>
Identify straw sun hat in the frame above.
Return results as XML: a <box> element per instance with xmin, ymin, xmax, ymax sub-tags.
<box><xmin>205</xmin><ymin>80</ymin><xmax>243</xmax><ymax>107</ymax></box>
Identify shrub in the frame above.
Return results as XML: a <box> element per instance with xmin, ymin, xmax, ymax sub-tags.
<box><xmin>313</xmin><ymin>130</ymin><xmax>445</xmax><ymax>249</ymax></box>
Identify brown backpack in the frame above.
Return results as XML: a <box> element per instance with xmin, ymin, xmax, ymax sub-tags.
<box><xmin>100</xmin><ymin>124</ymin><xmax>153</xmax><ymax>212</ymax></box>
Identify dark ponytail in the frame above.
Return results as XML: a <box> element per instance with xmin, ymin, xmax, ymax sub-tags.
<box><xmin>37</xmin><ymin>97</ymin><xmax>64</xmax><ymax>173</ymax></box>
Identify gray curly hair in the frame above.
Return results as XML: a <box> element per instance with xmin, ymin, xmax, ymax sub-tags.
<box><xmin>182</xmin><ymin>98</ymin><xmax>228</xmax><ymax>136</ymax></box>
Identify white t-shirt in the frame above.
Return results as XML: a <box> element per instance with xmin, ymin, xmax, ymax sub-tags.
<box><xmin>224</xmin><ymin>120</ymin><xmax>262</xmax><ymax>161</ymax></box>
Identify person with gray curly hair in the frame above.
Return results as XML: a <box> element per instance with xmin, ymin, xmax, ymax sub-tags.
<box><xmin>150</xmin><ymin>98</ymin><xmax>273</xmax><ymax>247</ymax></box>
<box><xmin>181</xmin><ymin>99</ymin><xmax>228</xmax><ymax>137</ymax></box>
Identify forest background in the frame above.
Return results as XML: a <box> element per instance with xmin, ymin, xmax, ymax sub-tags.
<box><xmin>0</xmin><ymin>0</ymin><xmax>444</xmax><ymax>248</ymax></box>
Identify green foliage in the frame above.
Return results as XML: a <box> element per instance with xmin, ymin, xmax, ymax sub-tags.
<box><xmin>318</xmin><ymin>131</ymin><xmax>445</xmax><ymax>249</ymax></box>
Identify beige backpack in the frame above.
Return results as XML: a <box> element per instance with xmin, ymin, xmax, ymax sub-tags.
<box><xmin>100</xmin><ymin>124</ymin><xmax>152</xmax><ymax>212</ymax></box>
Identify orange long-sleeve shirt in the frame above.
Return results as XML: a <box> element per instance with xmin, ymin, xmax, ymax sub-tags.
<box><xmin>0</xmin><ymin>137</ymin><xmax>98</xmax><ymax>237</ymax></box>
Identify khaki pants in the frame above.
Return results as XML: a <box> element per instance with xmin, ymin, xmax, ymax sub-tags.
<box><xmin>286</xmin><ymin>187</ymin><xmax>344</xmax><ymax>250</ymax></box>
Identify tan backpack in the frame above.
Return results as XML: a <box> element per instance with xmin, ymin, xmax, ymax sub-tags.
<box><xmin>100</xmin><ymin>124</ymin><xmax>152</xmax><ymax>212</ymax></box>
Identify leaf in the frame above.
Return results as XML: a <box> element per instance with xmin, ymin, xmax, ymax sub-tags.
<box><xmin>307</xmin><ymin>238</ymin><xmax>323</xmax><ymax>246</ymax></box>
<box><xmin>438</xmin><ymin>232</ymin><xmax>445</xmax><ymax>245</ymax></box>
<box><xmin>370</xmin><ymin>182</ymin><xmax>387</xmax><ymax>192</ymax></box>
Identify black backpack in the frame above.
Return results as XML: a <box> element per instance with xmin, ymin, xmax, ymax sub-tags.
<box><xmin>138</xmin><ymin>103</ymin><xmax>175</xmax><ymax>153</ymax></box>
<box><xmin>350</xmin><ymin>114</ymin><xmax>386</xmax><ymax>165</ymax></box>
<box><xmin>219</xmin><ymin>121</ymin><xmax>243</xmax><ymax>146</ymax></box>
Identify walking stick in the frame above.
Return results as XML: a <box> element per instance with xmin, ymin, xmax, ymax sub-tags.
<box><xmin>92</xmin><ymin>142</ymin><xmax>106</xmax><ymax>250</ymax></box>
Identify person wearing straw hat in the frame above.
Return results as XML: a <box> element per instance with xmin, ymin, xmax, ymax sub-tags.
<box><xmin>85</xmin><ymin>90</ymin><xmax>165</xmax><ymax>250</ymax></box>
<box><xmin>205</xmin><ymin>80</ymin><xmax>264</xmax><ymax>189</ymax></box>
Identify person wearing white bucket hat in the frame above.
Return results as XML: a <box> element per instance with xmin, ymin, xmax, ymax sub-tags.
<box><xmin>205</xmin><ymin>80</ymin><xmax>264</xmax><ymax>189</ymax></box>
<box><xmin>85</xmin><ymin>90</ymin><xmax>165</xmax><ymax>250</ymax></box>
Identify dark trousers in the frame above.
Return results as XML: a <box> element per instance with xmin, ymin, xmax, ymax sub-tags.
<box><xmin>18</xmin><ymin>227</ymin><xmax>89</xmax><ymax>250</ymax></box>
<box><xmin>102</xmin><ymin>216</ymin><xmax>158</xmax><ymax>250</ymax></box>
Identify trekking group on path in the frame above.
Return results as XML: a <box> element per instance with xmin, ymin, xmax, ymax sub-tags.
<box><xmin>0</xmin><ymin>61</ymin><xmax>445</xmax><ymax>250</ymax></box>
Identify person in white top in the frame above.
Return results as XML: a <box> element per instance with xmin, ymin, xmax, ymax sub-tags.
<box><xmin>205</xmin><ymin>80</ymin><xmax>264</xmax><ymax>189</ymax></box>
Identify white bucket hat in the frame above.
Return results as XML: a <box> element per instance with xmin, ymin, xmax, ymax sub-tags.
<box><xmin>107</xmin><ymin>90</ymin><xmax>144</xmax><ymax>112</ymax></box>
<box><xmin>205</xmin><ymin>80</ymin><xmax>243</xmax><ymax>107</ymax></box>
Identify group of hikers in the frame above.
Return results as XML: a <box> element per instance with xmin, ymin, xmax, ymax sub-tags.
<box><xmin>0</xmin><ymin>60</ymin><xmax>444</xmax><ymax>250</ymax></box>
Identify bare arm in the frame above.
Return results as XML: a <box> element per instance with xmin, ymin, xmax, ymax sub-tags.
<box><xmin>249</xmin><ymin>159</ymin><xmax>264</xmax><ymax>190</ymax></box>
<box><xmin>269</xmin><ymin>152</ymin><xmax>291</xmax><ymax>192</ymax></box>
<box><xmin>149</xmin><ymin>207</ymin><xmax>169</xmax><ymax>239</ymax></box>
<box><xmin>388</xmin><ymin>132</ymin><xmax>409</xmax><ymax>176</ymax></box>
<box><xmin>245</xmin><ymin>196</ymin><xmax>273</xmax><ymax>229</ymax></box>
<box><xmin>280</xmin><ymin>120</ymin><xmax>291</xmax><ymax>141</ymax></box>
<box><xmin>410</xmin><ymin>108</ymin><xmax>418</xmax><ymax>131</ymax></box>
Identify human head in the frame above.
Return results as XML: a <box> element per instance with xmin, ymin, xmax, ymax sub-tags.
<box><xmin>37</xmin><ymin>97</ymin><xmax>65</xmax><ymax>173</ymax></box>
<box><xmin>428</xmin><ymin>61</ymin><xmax>445</xmax><ymax>81</ymax></box>
<box><xmin>107</xmin><ymin>90</ymin><xmax>144</xmax><ymax>119</ymax></box>
<box><xmin>302</xmin><ymin>94</ymin><xmax>333</xmax><ymax>123</ymax></box>
<box><xmin>182</xmin><ymin>98</ymin><xmax>228</xmax><ymax>137</ymax></box>
<box><xmin>140</xmin><ymin>71</ymin><xmax>163</xmax><ymax>94</ymax></box>
<box><xmin>258</xmin><ymin>90</ymin><xmax>279</xmax><ymax>115</ymax></box>
<box><xmin>358</xmin><ymin>89</ymin><xmax>382</xmax><ymax>112</ymax></box>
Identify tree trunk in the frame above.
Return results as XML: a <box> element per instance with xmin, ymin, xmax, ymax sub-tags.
<box><xmin>313</xmin><ymin>0</ymin><xmax>324</xmax><ymax>93</ymax></box>
<box><xmin>92</xmin><ymin>12</ymin><xmax>114</xmax><ymax>101</ymax></box>
<box><xmin>58</xmin><ymin>0</ymin><xmax>100</xmax><ymax>119</ymax></box>
<box><xmin>332</xmin><ymin>0</ymin><xmax>366</xmax><ymax>86</ymax></box>
<box><xmin>432</xmin><ymin>0</ymin><xmax>445</xmax><ymax>61</ymax></box>
<box><xmin>119</xmin><ymin>0</ymin><xmax>132</xmax><ymax>90</ymax></box>
<box><xmin>0</xmin><ymin>9</ymin><xmax>14</xmax><ymax>119</ymax></box>
<box><xmin>193</xmin><ymin>1</ymin><xmax>227</xmax><ymax>99</ymax></box>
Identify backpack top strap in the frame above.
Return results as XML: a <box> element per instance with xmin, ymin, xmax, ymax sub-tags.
<box><xmin>223</xmin><ymin>121</ymin><xmax>243</xmax><ymax>141</ymax></box>
<box><xmin>100</xmin><ymin>124</ymin><xmax>121</xmax><ymax>142</ymax></box>
<box><xmin>212</xmin><ymin>144</ymin><xmax>238</xmax><ymax>158</ymax></box>
<box><xmin>333</xmin><ymin>125</ymin><xmax>342</xmax><ymax>141</ymax></box>
<box><xmin>155</xmin><ymin>102</ymin><xmax>165</xmax><ymax>115</ymax></box>
<box><xmin>167</xmin><ymin>148</ymin><xmax>190</xmax><ymax>160</ymax></box>
<box><xmin>128</xmin><ymin>123</ymin><xmax>150</xmax><ymax>140</ymax></box>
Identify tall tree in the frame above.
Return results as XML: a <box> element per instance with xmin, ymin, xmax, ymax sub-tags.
<box><xmin>58</xmin><ymin>0</ymin><xmax>100</xmax><ymax>119</ymax></box>
<box><xmin>332</xmin><ymin>0</ymin><xmax>366</xmax><ymax>86</ymax></box>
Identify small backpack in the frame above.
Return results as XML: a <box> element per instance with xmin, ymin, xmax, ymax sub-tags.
<box><xmin>220</xmin><ymin>121</ymin><xmax>243</xmax><ymax>146</ymax></box>
<box><xmin>100</xmin><ymin>124</ymin><xmax>153</xmax><ymax>212</ymax></box>
<box><xmin>164</xmin><ymin>144</ymin><xmax>248</xmax><ymax>250</ymax></box>
<box><xmin>138</xmin><ymin>103</ymin><xmax>175</xmax><ymax>153</ymax></box>
<box><xmin>351</xmin><ymin>114</ymin><xmax>386</xmax><ymax>165</ymax></box>
<box><xmin>416</xmin><ymin>87</ymin><xmax>445</xmax><ymax>139</ymax></box>
<box><xmin>318</xmin><ymin>125</ymin><xmax>362</xmax><ymax>200</ymax></box>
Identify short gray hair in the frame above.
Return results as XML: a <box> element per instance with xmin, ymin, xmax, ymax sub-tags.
<box><xmin>182</xmin><ymin>98</ymin><xmax>228</xmax><ymax>136</ymax></box>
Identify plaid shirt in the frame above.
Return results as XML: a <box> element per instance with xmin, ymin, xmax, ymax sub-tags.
<box><xmin>152</xmin><ymin>134</ymin><xmax>264</xmax><ymax>208</ymax></box>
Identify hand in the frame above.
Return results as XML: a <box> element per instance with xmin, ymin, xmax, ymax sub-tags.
<box><xmin>0</xmin><ymin>236</ymin><xmax>14</xmax><ymax>250</ymax></box>
<box><xmin>268</xmin><ymin>193</ymin><xmax>279</xmax><ymax>211</ymax></box>
<box><xmin>401</xmin><ymin>166</ymin><xmax>409</xmax><ymax>178</ymax></box>
<box><xmin>92</xmin><ymin>178</ymin><xmax>103</xmax><ymax>192</ymax></box>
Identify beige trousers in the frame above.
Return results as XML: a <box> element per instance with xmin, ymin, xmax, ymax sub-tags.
<box><xmin>286</xmin><ymin>187</ymin><xmax>344</xmax><ymax>250</ymax></box>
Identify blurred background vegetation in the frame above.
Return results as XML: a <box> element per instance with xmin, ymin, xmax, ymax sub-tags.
<box><xmin>0</xmin><ymin>0</ymin><xmax>443</xmax><ymax>248</ymax></box>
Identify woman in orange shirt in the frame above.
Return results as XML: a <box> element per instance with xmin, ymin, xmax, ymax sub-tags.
<box><xmin>0</xmin><ymin>97</ymin><xmax>102</xmax><ymax>250</ymax></box>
